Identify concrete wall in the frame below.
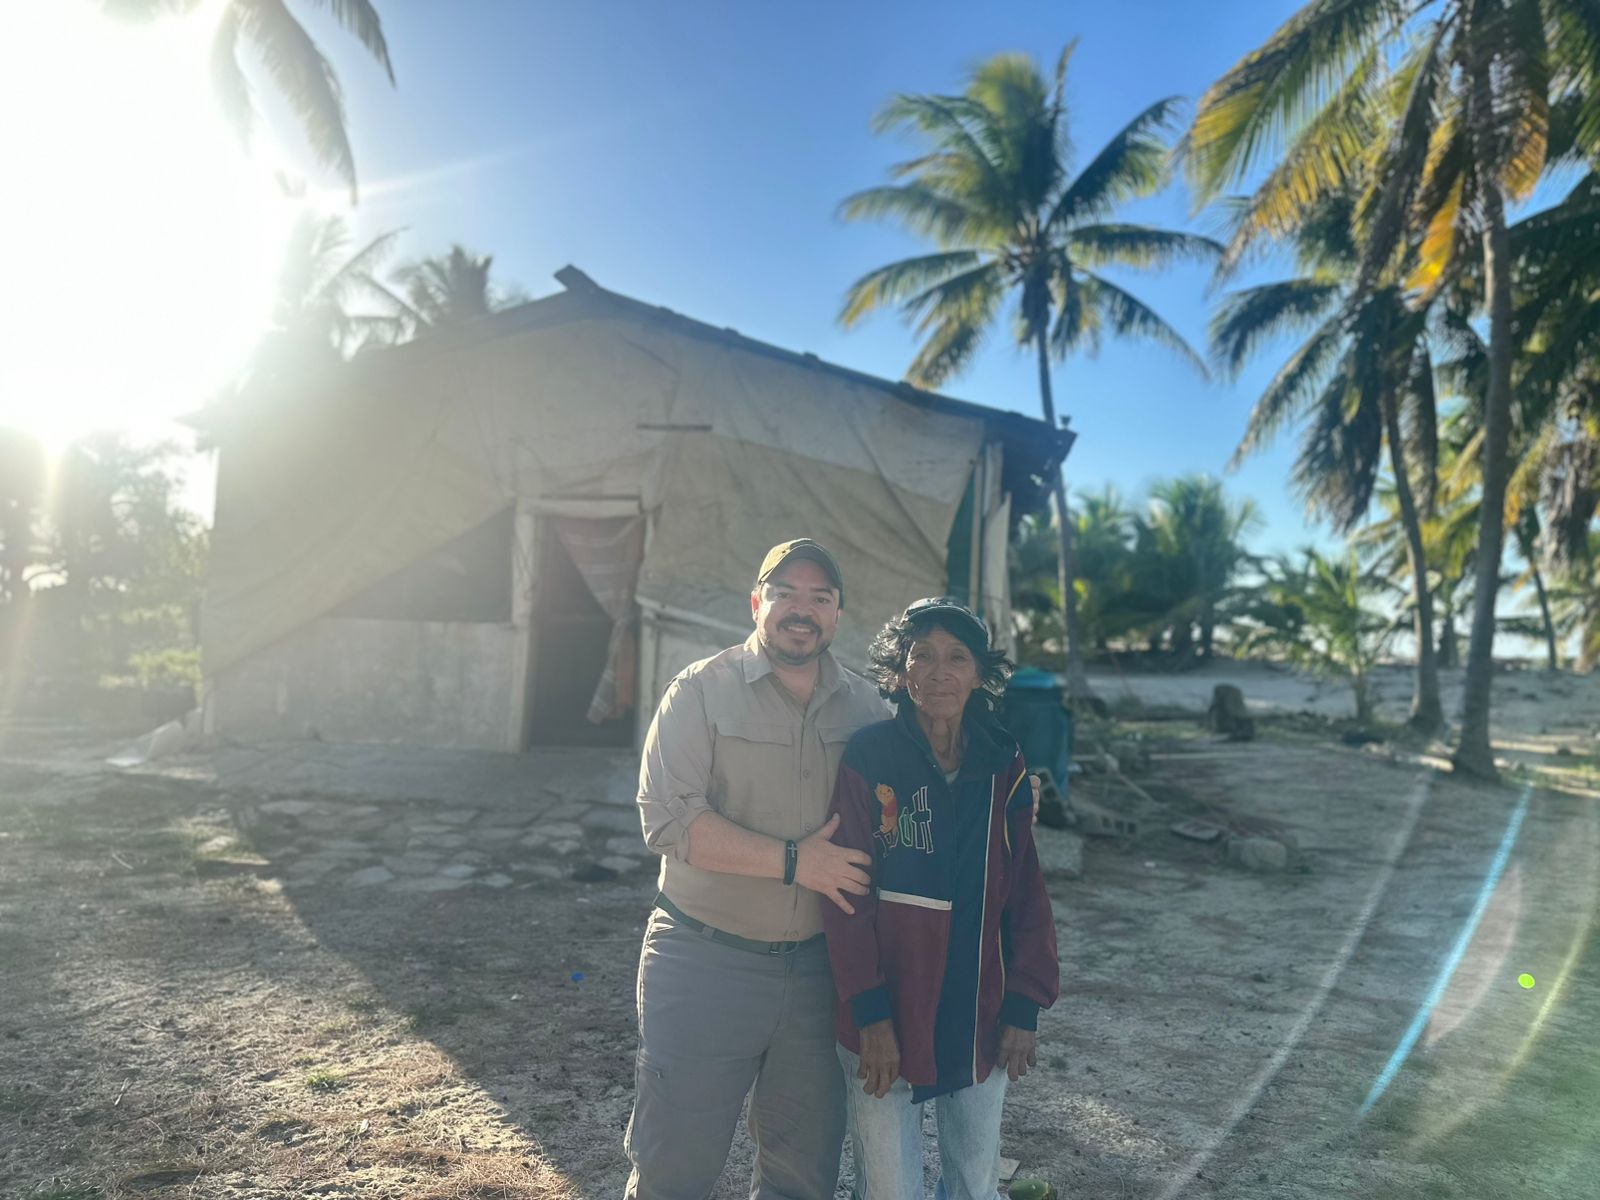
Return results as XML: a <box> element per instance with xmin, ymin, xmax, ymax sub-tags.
<box><xmin>207</xmin><ymin>616</ymin><xmax>521</xmax><ymax>751</ymax></box>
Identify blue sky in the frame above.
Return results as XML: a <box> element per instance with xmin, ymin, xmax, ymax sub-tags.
<box><xmin>304</xmin><ymin>0</ymin><xmax>1326</xmax><ymax>553</ymax></box>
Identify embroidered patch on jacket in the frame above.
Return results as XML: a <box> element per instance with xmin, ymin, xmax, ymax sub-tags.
<box><xmin>874</xmin><ymin>784</ymin><xmax>899</xmax><ymax>848</ymax></box>
<box><xmin>898</xmin><ymin>785</ymin><xmax>934</xmax><ymax>853</ymax></box>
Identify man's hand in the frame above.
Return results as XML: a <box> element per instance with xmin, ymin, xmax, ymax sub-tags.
<box><xmin>1029</xmin><ymin>773</ymin><xmax>1041</xmax><ymax>820</ymax></box>
<box><xmin>997</xmin><ymin>1024</ymin><xmax>1037</xmax><ymax>1081</ymax></box>
<box><xmin>794</xmin><ymin>814</ymin><xmax>872</xmax><ymax>914</ymax></box>
<box><xmin>857</xmin><ymin>1019</ymin><xmax>901</xmax><ymax>1097</ymax></box>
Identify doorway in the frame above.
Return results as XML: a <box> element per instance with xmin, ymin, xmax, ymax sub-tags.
<box><xmin>525</xmin><ymin>517</ymin><xmax>639</xmax><ymax>748</ymax></box>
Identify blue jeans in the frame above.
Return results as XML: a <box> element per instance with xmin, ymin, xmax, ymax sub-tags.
<box><xmin>837</xmin><ymin>1045</ymin><xmax>1007</xmax><ymax>1200</ymax></box>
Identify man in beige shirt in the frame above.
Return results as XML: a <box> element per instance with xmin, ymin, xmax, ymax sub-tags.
<box><xmin>625</xmin><ymin>539</ymin><xmax>891</xmax><ymax>1200</ymax></box>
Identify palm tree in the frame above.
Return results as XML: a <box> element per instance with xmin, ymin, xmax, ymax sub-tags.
<box><xmin>1549</xmin><ymin>532</ymin><xmax>1600</xmax><ymax>670</ymax></box>
<box><xmin>1237</xmin><ymin>547</ymin><xmax>1403</xmax><ymax>723</ymax></box>
<box><xmin>379</xmin><ymin>245</ymin><xmax>528</xmax><ymax>338</ymax></box>
<box><xmin>1186</xmin><ymin>0</ymin><xmax>1600</xmax><ymax>778</ymax></box>
<box><xmin>260</xmin><ymin>212</ymin><xmax>404</xmax><ymax>366</ymax></box>
<box><xmin>1141</xmin><ymin>475</ymin><xmax>1264</xmax><ymax>660</ymax></box>
<box><xmin>1353</xmin><ymin>470</ymin><xmax>1477</xmax><ymax>673</ymax></box>
<box><xmin>201</xmin><ymin>211</ymin><xmax>402</xmax><ymax>423</ymax></box>
<box><xmin>104</xmin><ymin>0</ymin><xmax>394</xmax><ymax>201</ymax></box>
<box><xmin>1009</xmin><ymin>511</ymin><xmax>1064</xmax><ymax>666</ymax></box>
<box><xmin>1073</xmin><ymin>486</ymin><xmax>1138</xmax><ymax>652</ymax></box>
<box><xmin>838</xmin><ymin>45</ymin><xmax>1219</xmax><ymax>700</ymax></box>
<box><xmin>1433</xmin><ymin>176</ymin><xmax>1600</xmax><ymax>670</ymax></box>
<box><xmin>1210</xmin><ymin>189</ymin><xmax>1447</xmax><ymax>731</ymax></box>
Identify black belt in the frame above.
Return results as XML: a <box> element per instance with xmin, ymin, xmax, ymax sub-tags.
<box><xmin>654</xmin><ymin>892</ymin><xmax>823</xmax><ymax>956</ymax></box>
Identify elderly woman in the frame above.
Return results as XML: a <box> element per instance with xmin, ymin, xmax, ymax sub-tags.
<box><xmin>823</xmin><ymin>598</ymin><xmax>1059</xmax><ymax>1200</ymax></box>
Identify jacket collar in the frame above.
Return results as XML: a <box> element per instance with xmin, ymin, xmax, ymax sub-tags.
<box><xmin>893</xmin><ymin>698</ymin><xmax>1014</xmax><ymax>776</ymax></box>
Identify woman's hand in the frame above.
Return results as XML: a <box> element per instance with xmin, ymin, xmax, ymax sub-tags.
<box><xmin>997</xmin><ymin>1025</ymin><xmax>1037</xmax><ymax>1081</ymax></box>
<box><xmin>857</xmin><ymin>1019</ymin><xmax>901</xmax><ymax>1098</ymax></box>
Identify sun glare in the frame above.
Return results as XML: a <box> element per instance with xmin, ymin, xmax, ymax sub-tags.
<box><xmin>0</xmin><ymin>2</ymin><xmax>290</xmax><ymax>450</ymax></box>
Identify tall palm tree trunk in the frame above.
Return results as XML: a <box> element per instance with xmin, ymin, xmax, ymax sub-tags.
<box><xmin>1531</xmin><ymin>561</ymin><xmax>1559</xmax><ymax>669</ymax></box>
<box><xmin>1380</xmin><ymin>395</ymin><xmax>1444</xmax><ymax>733</ymax></box>
<box><xmin>1035</xmin><ymin>333</ymin><xmax>1091</xmax><ymax>699</ymax></box>
<box><xmin>1454</xmin><ymin>165</ymin><xmax>1513</xmax><ymax>779</ymax></box>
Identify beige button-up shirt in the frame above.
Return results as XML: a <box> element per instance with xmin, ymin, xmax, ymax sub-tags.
<box><xmin>637</xmin><ymin>633</ymin><xmax>891</xmax><ymax>942</ymax></box>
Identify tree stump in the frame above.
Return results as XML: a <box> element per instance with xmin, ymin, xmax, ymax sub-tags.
<box><xmin>1206</xmin><ymin>684</ymin><xmax>1255</xmax><ymax>741</ymax></box>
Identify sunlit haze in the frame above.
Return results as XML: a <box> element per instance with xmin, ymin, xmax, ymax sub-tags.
<box><xmin>0</xmin><ymin>2</ymin><xmax>290</xmax><ymax>452</ymax></box>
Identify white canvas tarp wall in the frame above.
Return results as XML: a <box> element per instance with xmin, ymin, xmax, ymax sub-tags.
<box><xmin>202</xmin><ymin>291</ymin><xmax>998</xmax><ymax>744</ymax></box>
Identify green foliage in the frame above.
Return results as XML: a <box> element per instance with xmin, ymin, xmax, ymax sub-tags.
<box><xmin>1010</xmin><ymin>475</ymin><xmax>1261</xmax><ymax>664</ymax></box>
<box><xmin>0</xmin><ymin>431</ymin><xmax>206</xmax><ymax>697</ymax></box>
<box><xmin>1235</xmin><ymin>547</ymin><xmax>1402</xmax><ymax>720</ymax></box>
<box><xmin>384</xmin><ymin>245</ymin><xmax>529</xmax><ymax>337</ymax></box>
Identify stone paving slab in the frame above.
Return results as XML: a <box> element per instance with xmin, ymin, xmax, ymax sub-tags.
<box><xmin>130</xmin><ymin>739</ymin><xmax>636</xmax><ymax>813</ymax></box>
<box><xmin>9</xmin><ymin>727</ymin><xmax>658</xmax><ymax>897</ymax></box>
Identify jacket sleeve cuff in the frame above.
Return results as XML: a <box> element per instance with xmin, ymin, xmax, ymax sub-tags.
<box><xmin>849</xmin><ymin>986</ymin><xmax>893</xmax><ymax>1029</ymax></box>
<box><xmin>1000</xmin><ymin>992</ymin><xmax>1040</xmax><ymax>1032</ymax></box>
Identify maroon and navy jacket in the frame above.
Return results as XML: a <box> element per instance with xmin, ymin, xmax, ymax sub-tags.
<box><xmin>823</xmin><ymin>703</ymin><xmax>1060</xmax><ymax>1101</ymax></box>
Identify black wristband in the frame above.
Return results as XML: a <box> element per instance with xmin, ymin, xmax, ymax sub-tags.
<box><xmin>783</xmin><ymin>839</ymin><xmax>798</xmax><ymax>886</ymax></box>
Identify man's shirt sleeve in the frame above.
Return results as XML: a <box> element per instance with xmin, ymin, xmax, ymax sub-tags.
<box><xmin>636</xmin><ymin>674</ymin><xmax>715</xmax><ymax>863</ymax></box>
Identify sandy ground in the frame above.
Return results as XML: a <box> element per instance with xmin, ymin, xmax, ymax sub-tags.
<box><xmin>3</xmin><ymin>676</ymin><xmax>1599</xmax><ymax>1198</ymax></box>
<box><xmin>1087</xmin><ymin>658</ymin><xmax>1600</xmax><ymax>743</ymax></box>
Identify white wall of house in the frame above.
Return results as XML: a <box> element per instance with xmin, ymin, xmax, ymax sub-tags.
<box><xmin>206</xmin><ymin>616</ymin><xmax>521</xmax><ymax>750</ymax></box>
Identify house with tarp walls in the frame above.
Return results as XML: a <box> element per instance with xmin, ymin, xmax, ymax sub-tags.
<box><xmin>193</xmin><ymin>268</ymin><xmax>1073</xmax><ymax>752</ymax></box>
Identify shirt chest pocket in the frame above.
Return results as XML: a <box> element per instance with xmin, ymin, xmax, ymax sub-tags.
<box><xmin>710</xmin><ymin>718</ymin><xmax>795</xmax><ymax>832</ymax></box>
<box><xmin>818</xmin><ymin>723</ymin><xmax>855</xmax><ymax>780</ymax></box>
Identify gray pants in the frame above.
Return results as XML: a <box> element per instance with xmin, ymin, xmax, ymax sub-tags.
<box><xmin>624</xmin><ymin>909</ymin><xmax>845</xmax><ymax>1200</ymax></box>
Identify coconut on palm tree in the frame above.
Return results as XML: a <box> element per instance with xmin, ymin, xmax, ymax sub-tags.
<box><xmin>838</xmin><ymin>44</ymin><xmax>1219</xmax><ymax>699</ymax></box>
<box><xmin>1187</xmin><ymin>0</ymin><xmax>1600</xmax><ymax>777</ymax></box>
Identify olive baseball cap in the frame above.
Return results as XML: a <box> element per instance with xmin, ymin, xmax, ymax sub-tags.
<box><xmin>755</xmin><ymin>538</ymin><xmax>844</xmax><ymax>605</ymax></box>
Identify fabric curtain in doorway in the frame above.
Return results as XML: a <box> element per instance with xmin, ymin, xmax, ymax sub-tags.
<box><xmin>553</xmin><ymin>515</ymin><xmax>645</xmax><ymax>723</ymax></box>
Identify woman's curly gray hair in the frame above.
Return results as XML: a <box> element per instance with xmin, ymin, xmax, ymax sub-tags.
<box><xmin>866</xmin><ymin>610</ymin><xmax>1013</xmax><ymax>711</ymax></box>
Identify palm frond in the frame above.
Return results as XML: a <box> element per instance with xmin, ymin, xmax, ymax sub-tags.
<box><xmin>210</xmin><ymin>5</ymin><xmax>254</xmax><ymax>143</ymax></box>
<box><xmin>1067</xmin><ymin>224</ymin><xmax>1222</xmax><ymax>272</ymax></box>
<box><xmin>872</xmin><ymin>92</ymin><xmax>1015</xmax><ymax>217</ymax></box>
<box><xmin>1209</xmin><ymin>278</ymin><xmax>1343</xmax><ymax>377</ymax></box>
<box><xmin>1076</xmin><ymin>271</ymin><xmax>1208</xmax><ymax>376</ymax></box>
<box><xmin>306</xmin><ymin>0</ymin><xmax>395</xmax><ymax>83</ymax></box>
<box><xmin>1213</xmin><ymin>45</ymin><xmax>1382</xmax><ymax>278</ymax></box>
<box><xmin>1495</xmin><ymin>0</ymin><xmax>1550</xmax><ymax>200</ymax></box>
<box><xmin>1230</xmin><ymin>320</ymin><xmax>1344</xmax><ymax>465</ymax></box>
<box><xmin>1354</xmin><ymin>20</ymin><xmax>1449</xmax><ymax>293</ymax></box>
<box><xmin>1049</xmin><ymin>270</ymin><xmax>1096</xmax><ymax>358</ymax></box>
<box><xmin>234</xmin><ymin>0</ymin><xmax>357</xmax><ymax>198</ymax></box>
<box><xmin>837</xmin><ymin>251</ymin><xmax>985</xmax><ymax>328</ymax></box>
<box><xmin>1049</xmin><ymin>97</ymin><xmax>1181</xmax><ymax>229</ymax></box>
<box><xmin>1293</xmin><ymin>367</ymin><xmax>1384</xmax><ymax>531</ymax></box>
<box><xmin>964</xmin><ymin>54</ymin><xmax>1066</xmax><ymax>213</ymax></box>
<box><xmin>836</xmin><ymin>183</ymin><xmax>993</xmax><ymax>248</ymax></box>
<box><xmin>901</xmin><ymin>264</ymin><xmax>1006</xmax><ymax>386</ymax></box>
<box><xmin>1049</xmin><ymin>38</ymin><xmax>1079</xmax><ymax>170</ymax></box>
<box><xmin>1184</xmin><ymin>0</ymin><xmax>1403</xmax><ymax>201</ymax></box>
<box><xmin>1546</xmin><ymin>0</ymin><xmax>1600</xmax><ymax>154</ymax></box>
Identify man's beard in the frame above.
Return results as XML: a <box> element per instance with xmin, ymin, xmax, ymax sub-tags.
<box><xmin>761</xmin><ymin>620</ymin><xmax>830</xmax><ymax>667</ymax></box>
